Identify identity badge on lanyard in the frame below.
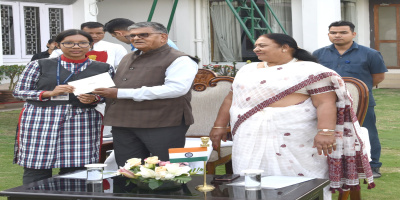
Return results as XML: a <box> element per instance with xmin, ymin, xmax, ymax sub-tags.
<box><xmin>51</xmin><ymin>57</ymin><xmax>87</xmax><ymax>101</ymax></box>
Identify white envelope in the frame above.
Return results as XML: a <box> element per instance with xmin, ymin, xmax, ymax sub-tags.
<box><xmin>68</xmin><ymin>72</ymin><xmax>115</xmax><ymax>95</ymax></box>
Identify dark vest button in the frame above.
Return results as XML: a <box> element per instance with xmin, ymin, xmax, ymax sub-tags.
<box><xmin>123</xmin><ymin>78</ymin><xmax>127</xmax><ymax>81</ymax></box>
<box><xmin>111</xmin><ymin>101</ymin><xmax>116</xmax><ymax>105</ymax></box>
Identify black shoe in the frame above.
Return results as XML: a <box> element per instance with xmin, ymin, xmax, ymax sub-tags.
<box><xmin>371</xmin><ymin>167</ymin><xmax>381</xmax><ymax>178</ymax></box>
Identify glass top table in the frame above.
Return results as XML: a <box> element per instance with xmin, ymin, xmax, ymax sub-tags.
<box><xmin>0</xmin><ymin>174</ymin><xmax>329</xmax><ymax>200</ymax></box>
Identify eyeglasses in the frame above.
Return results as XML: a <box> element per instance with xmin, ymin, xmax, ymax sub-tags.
<box><xmin>61</xmin><ymin>42</ymin><xmax>91</xmax><ymax>48</ymax></box>
<box><xmin>124</xmin><ymin>33</ymin><xmax>163</xmax><ymax>40</ymax></box>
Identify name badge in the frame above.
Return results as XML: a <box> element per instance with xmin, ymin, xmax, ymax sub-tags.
<box><xmin>51</xmin><ymin>93</ymin><xmax>69</xmax><ymax>101</ymax></box>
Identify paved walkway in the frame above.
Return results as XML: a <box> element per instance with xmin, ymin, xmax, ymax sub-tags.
<box><xmin>0</xmin><ymin>102</ymin><xmax>24</xmax><ymax>112</ymax></box>
<box><xmin>0</xmin><ymin>83</ymin><xmax>23</xmax><ymax>112</ymax></box>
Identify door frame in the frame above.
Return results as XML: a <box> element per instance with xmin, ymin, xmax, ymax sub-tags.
<box><xmin>373</xmin><ymin>3</ymin><xmax>400</xmax><ymax>69</ymax></box>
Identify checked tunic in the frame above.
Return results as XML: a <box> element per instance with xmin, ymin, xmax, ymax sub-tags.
<box><xmin>13</xmin><ymin>56</ymin><xmax>114</xmax><ymax>169</ymax></box>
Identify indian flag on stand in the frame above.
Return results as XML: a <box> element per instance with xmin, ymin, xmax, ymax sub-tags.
<box><xmin>169</xmin><ymin>147</ymin><xmax>208</xmax><ymax>163</ymax></box>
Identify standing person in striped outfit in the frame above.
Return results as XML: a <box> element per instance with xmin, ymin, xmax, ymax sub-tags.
<box><xmin>13</xmin><ymin>29</ymin><xmax>114</xmax><ymax>184</ymax></box>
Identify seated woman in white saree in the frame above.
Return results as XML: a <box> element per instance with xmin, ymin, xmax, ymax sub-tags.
<box><xmin>209</xmin><ymin>33</ymin><xmax>374</xmax><ymax>199</ymax></box>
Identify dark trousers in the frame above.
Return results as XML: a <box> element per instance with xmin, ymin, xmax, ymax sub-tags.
<box><xmin>362</xmin><ymin>106</ymin><xmax>382</xmax><ymax>168</ymax></box>
<box><xmin>112</xmin><ymin>122</ymin><xmax>189</xmax><ymax>168</ymax></box>
<box><xmin>23</xmin><ymin>167</ymin><xmax>86</xmax><ymax>185</ymax></box>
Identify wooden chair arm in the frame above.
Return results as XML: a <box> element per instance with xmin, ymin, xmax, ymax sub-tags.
<box><xmin>212</xmin><ymin>140</ymin><xmax>222</xmax><ymax>159</ymax></box>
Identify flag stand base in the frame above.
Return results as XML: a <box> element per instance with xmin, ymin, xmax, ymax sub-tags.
<box><xmin>195</xmin><ymin>184</ymin><xmax>215</xmax><ymax>192</ymax></box>
<box><xmin>195</xmin><ymin>152</ymin><xmax>215</xmax><ymax>192</ymax></box>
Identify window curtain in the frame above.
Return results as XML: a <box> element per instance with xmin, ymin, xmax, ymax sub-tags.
<box><xmin>210</xmin><ymin>2</ymin><xmax>242</xmax><ymax>62</ymax></box>
<box><xmin>268</xmin><ymin>0</ymin><xmax>292</xmax><ymax>35</ymax></box>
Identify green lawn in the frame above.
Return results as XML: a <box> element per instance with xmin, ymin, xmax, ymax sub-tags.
<box><xmin>1</xmin><ymin>89</ymin><xmax>399</xmax><ymax>200</ymax></box>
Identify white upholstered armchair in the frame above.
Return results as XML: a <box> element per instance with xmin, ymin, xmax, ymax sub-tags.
<box><xmin>186</xmin><ymin>69</ymin><xmax>234</xmax><ymax>174</ymax></box>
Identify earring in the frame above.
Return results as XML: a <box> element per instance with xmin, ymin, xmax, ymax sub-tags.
<box><xmin>283</xmin><ymin>50</ymin><xmax>287</xmax><ymax>53</ymax></box>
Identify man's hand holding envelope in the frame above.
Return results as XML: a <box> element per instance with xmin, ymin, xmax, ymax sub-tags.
<box><xmin>92</xmin><ymin>88</ymin><xmax>118</xmax><ymax>99</ymax></box>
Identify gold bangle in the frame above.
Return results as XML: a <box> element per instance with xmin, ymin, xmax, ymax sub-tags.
<box><xmin>317</xmin><ymin>129</ymin><xmax>335</xmax><ymax>132</ymax></box>
<box><xmin>212</xmin><ymin>127</ymin><xmax>228</xmax><ymax>129</ymax></box>
<box><xmin>318</xmin><ymin>132</ymin><xmax>334</xmax><ymax>136</ymax></box>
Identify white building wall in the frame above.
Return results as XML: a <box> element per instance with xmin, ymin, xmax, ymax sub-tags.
<box><xmin>95</xmin><ymin>0</ymin><xmax>208</xmax><ymax>65</ymax></box>
<box><xmin>0</xmin><ymin>0</ymin><xmax>374</xmax><ymax>67</ymax></box>
<box><xmin>200</xmin><ymin>0</ymin><xmax>211</xmax><ymax>66</ymax></box>
<box><xmin>174</xmin><ymin>0</ymin><xmax>211</xmax><ymax>65</ymax></box>
<box><xmin>70</xmin><ymin>0</ymin><xmax>96</xmax><ymax>30</ymax></box>
<box><xmin>291</xmin><ymin>0</ymin><xmax>303</xmax><ymax>49</ymax></box>
<box><xmin>294</xmin><ymin>0</ymin><xmax>370</xmax><ymax>51</ymax></box>
<box><xmin>71</xmin><ymin>0</ymin><xmax>373</xmax><ymax>64</ymax></box>
<box><xmin>173</xmin><ymin>0</ymin><xmax>196</xmax><ymax>58</ymax></box>
<box><xmin>293</xmin><ymin>0</ymin><xmax>341</xmax><ymax>53</ymax></box>
<box><xmin>355</xmin><ymin>0</ymin><xmax>370</xmax><ymax>46</ymax></box>
<box><xmin>96</xmin><ymin>0</ymin><xmax>180</xmax><ymax>52</ymax></box>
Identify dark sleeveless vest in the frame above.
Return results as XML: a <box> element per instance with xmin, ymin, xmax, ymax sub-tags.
<box><xmin>27</xmin><ymin>58</ymin><xmax>110</xmax><ymax>108</ymax></box>
<box><xmin>103</xmin><ymin>44</ymin><xmax>199</xmax><ymax>128</ymax></box>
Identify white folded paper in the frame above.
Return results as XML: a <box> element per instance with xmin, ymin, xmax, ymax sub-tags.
<box><xmin>68</xmin><ymin>72</ymin><xmax>115</xmax><ymax>95</ymax></box>
<box><xmin>55</xmin><ymin>170</ymin><xmax>117</xmax><ymax>179</ymax></box>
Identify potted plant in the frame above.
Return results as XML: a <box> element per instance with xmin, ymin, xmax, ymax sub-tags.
<box><xmin>203</xmin><ymin>62</ymin><xmax>238</xmax><ymax>77</ymax></box>
<box><xmin>0</xmin><ymin>64</ymin><xmax>26</xmax><ymax>103</ymax></box>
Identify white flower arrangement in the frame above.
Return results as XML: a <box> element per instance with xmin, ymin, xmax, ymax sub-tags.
<box><xmin>117</xmin><ymin>156</ymin><xmax>202</xmax><ymax>190</ymax></box>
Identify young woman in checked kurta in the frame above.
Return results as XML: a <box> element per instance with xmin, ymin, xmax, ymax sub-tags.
<box><xmin>209</xmin><ymin>34</ymin><xmax>374</xmax><ymax>199</ymax></box>
<box><xmin>13</xmin><ymin>29</ymin><xmax>114</xmax><ymax>184</ymax></box>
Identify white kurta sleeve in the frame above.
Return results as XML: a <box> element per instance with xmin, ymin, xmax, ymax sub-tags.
<box><xmin>117</xmin><ymin>56</ymin><xmax>198</xmax><ymax>101</ymax></box>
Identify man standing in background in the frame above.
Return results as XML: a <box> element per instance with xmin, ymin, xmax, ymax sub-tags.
<box><xmin>31</xmin><ymin>38</ymin><xmax>57</xmax><ymax>61</ymax></box>
<box><xmin>104</xmin><ymin>18</ymin><xmax>178</xmax><ymax>51</ymax></box>
<box><xmin>313</xmin><ymin>21</ymin><xmax>387</xmax><ymax>178</ymax></box>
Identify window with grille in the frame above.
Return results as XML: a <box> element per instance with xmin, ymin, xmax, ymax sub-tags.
<box><xmin>1</xmin><ymin>2</ymin><xmax>71</xmax><ymax>62</ymax></box>
<box><xmin>1</xmin><ymin>4</ymin><xmax>15</xmax><ymax>55</ymax></box>
<box><xmin>49</xmin><ymin>8</ymin><xmax>64</xmax><ymax>39</ymax></box>
<box><xmin>24</xmin><ymin>6</ymin><xmax>41</xmax><ymax>55</ymax></box>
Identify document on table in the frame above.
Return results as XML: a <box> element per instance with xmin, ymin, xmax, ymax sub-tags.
<box><xmin>55</xmin><ymin>170</ymin><xmax>117</xmax><ymax>179</ymax></box>
<box><xmin>68</xmin><ymin>72</ymin><xmax>115</xmax><ymax>95</ymax></box>
<box><xmin>227</xmin><ymin>176</ymin><xmax>314</xmax><ymax>189</ymax></box>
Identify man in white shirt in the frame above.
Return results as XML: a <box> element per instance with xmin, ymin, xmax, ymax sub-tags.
<box><xmin>50</xmin><ymin>22</ymin><xmax>127</xmax><ymax>70</ymax></box>
<box><xmin>104</xmin><ymin>18</ymin><xmax>179</xmax><ymax>51</ymax></box>
<box><xmin>93</xmin><ymin>22</ymin><xmax>198</xmax><ymax>167</ymax></box>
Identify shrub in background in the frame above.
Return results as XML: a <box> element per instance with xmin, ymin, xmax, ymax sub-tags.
<box><xmin>0</xmin><ymin>65</ymin><xmax>25</xmax><ymax>91</ymax></box>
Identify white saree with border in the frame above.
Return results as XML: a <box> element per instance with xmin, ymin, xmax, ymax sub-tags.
<box><xmin>230</xmin><ymin>61</ymin><xmax>374</xmax><ymax>195</ymax></box>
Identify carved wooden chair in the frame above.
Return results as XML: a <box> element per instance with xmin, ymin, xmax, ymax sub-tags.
<box><xmin>186</xmin><ymin>69</ymin><xmax>234</xmax><ymax>174</ymax></box>
<box><xmin>343</xmin><ymin>77</ymin><xmax>369</xmax><ymax>125</ymax></box>
<box><xmin>339</xmin><ymin>77</ymin><xmax>369</xmax><ymax>200</ymax></box>
<box><xmin>100</xmin><ymin>141</ymin><xmax>113</xmax><ymax>163</ymax></box>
